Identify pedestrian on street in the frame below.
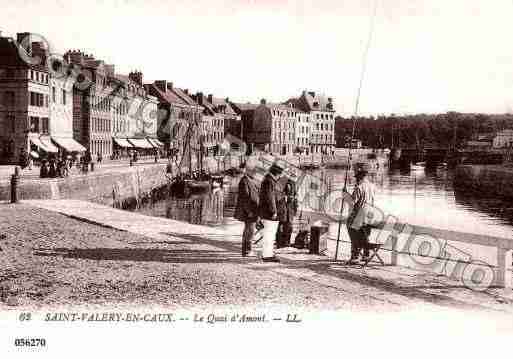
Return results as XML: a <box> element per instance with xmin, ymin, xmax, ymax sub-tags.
<box><xmin>258</xmin><ymin>161</ymin><xmax>284</xmax><ymax>262</ymax></box>
<box><xmin>234</xmin><ymin>160</ymin><xmax>260</xmax><ymax>257</ymax></box>
<box><xmin>347</xmin><ymin>165</ymin><xmax>376</xmax><ymax>264</ymax></box>
<box><xmin>19</xmin><ymin>147</ymin><xmax>29</xmax><ymax>170</ymax></box>
<box><xmin>276</xmin><ymin>173</ymin><xmax>298</xmax><ymax>248</ymax></box>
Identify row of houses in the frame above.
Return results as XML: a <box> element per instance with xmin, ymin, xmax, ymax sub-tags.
<box><xmin>465</xmin><ymin>130</ymin><xmax>513</xmax><ymax>151</ymax></box>
<box><xmin>0</xmin><ymin>31</ymin><xmax>337</xmax><ymax>165</ymax></box>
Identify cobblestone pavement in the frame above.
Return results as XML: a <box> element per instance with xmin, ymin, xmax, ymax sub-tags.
<box><xmin>1</xmin><ymin>201</ymin><xmax>513</xmax><ymax>315</ymax></box>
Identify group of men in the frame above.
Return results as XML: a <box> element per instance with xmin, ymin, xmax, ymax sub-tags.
<box><xmin>234</xmin><ymin>158</ymin><xmax>377</xmax><ymax>265</ymax></box>
<box><xmin>234</xmin><ymin>159</ymin><xmax>297</xmax><ymax>262</ymax></box>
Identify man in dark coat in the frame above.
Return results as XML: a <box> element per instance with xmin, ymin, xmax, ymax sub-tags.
<box><xmin>234</xmin><ymin>161</ymin><xmax>259</xmax><ymax>256</ymax></box>
<box><xmin>258</xmin><ymin>161</ymin><xmax>284</xmax><ymax>262</ymax></box>
<box><xmin>276</xmin><ymin>174</ymin><xmax>298</xmax><ymax>248</ymax></box>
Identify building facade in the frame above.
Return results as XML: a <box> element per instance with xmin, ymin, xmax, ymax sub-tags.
<box><xmin>146</xmin><ymin>80</ymin><xmax>202</xmax><ymax>159</ymax></box>
<box><xmin>0</xmin><ymin>33</ymin><xmax>84</xmax><ymax>165</ymax></box>
<box><xmin>493</xmin><ymin>129</ymin><xmax>513</xmax><ymax>148</ymax></box>
<box><xmin>290</xmin><ymin>91</ymin><xmax>336</xmax><ymax>154</ymax></box>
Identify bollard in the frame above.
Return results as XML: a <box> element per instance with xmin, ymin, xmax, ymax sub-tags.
<box><xmin>90</xmin><ymin>162</ymin><xmax>95</xmax><ymax>172</ymax></box>
<box><xmin>155</xmin><ymin>155</ymin><xmax>158</xmax><ymax>163</ymax></box>
<box><xmin>310</xmin><ymin>222</ymin><xmax>329</xmax><ymax>255</ymax></box>
<box><xmin>10</xmin><ymin>166</ymin><xmax>20</xmax><ymax>204</ymax></box>
<box><xmin>130</xmin><ymin>159</ymin><xmax>133</xmax><ymax>167</ymax></box>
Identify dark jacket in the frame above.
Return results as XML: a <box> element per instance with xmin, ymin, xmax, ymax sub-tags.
<box><xmin>258</xmin><ymin>173</ymin><xmax>279</xmax><ymax>220</ymax></box>
<box><xmin>234</xmin><ymin>175</ymin><xmax>259</xmax><ymax>222</ymax></box>
<box><xmin>277</xmin><ymin>179</ymin><xmax>298</xmax><ymax>223</ymax></box>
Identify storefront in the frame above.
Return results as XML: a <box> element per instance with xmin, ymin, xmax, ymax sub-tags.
<box><xmin>29</xmin><ymin>136</ymin><xmax>59</xmax><ymax>163</ymax></box>
<box><xmin>127</xmin><ymin>138</ymin><xmax>155</xmax><ymax>158</ymax></box>
<box><xmin>112</xmin><ymin>138</ymin><xmax>134</xmax><ymax>159</ymax></box>
<box><xmin>51</xmin><ymin>137</ymin><xmax>86</xmax><ymax>159</ymax></box>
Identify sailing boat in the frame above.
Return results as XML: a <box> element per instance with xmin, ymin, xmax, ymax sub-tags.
<box><xmin>169</xmin><ymin>113</ymin><xmax>212</xmax><ymax>197</ymax></box>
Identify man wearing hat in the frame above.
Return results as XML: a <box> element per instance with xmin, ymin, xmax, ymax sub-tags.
<box><xmin>258</xmin><ymin>160</ymin><xmax>285</xmax><ymax>262</ymax></box>
<box><xmin>347</xmin><ymin>163</ymin><xmax>376</xmax><ymax>264</ymax></box>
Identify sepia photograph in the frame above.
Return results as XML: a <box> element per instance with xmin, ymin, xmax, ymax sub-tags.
<box><xmin>0</xmin><ymin>0</ymin><xmax>512</xmax><ymax>357</ymax></box>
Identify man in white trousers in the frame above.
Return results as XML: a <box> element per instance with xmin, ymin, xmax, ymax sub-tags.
<box><xmin>258</xmin><ymin>161</ymin><xmax>284</xmax><ymax>262</ymax></box>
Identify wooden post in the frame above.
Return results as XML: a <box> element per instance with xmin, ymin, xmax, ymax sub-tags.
<box><xmin>496</xmin><ymin>247</ymin><xmax>512</xmax><ymax>288</ymax></box>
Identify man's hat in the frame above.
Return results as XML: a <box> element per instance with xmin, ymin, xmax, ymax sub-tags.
<box><xmin>270</xmin><ymin>159</ymin><xmax>286</xmax><ymax>173</ymax></box>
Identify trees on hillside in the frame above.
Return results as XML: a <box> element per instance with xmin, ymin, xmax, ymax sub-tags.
<box><xmin>335</xmin><ymin>113</ymin><xmax>513</xmax><ymax>149</ymax></box>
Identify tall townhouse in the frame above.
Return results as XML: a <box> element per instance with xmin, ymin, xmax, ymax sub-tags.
<box><xmin>292</xmin><ymin>91</ymin><xmax>336</xmax><ymax>154</ymax></box>
<box><xmin>285</xmin><ymin>100</ymin><xmax>312</xmax><ymax>154</ymax></box>
<box><xmin>0</xmin><ymin>32</ymin><xmax>84</xmax><ymax>164</ymax></box>
<box><xmin>145</xmin><ymin>80</ymin><xmax>202</xmax><ymax>158</ymax></box>
<box><xmin>193</xmin><ymin>93</ymin><xmax>241</xmax><ymax>154</ymax></box>
<box><xmin>235</xmin><ymin>99</ymin><xmax>297</xmax><ymax>156</ymax></box>
<box><xmin>267</xmin><ymin>103</ymin><xmax>298</xmax><ymax>156</ymax></box>
<box><xmin>64</xmin><ymin>50</ymin><xmax>115</xmax><ymax>158</ymax></box>
<box><xmin>109</xmin><ymin>71</ymin><xmax>160</xmax><ymax>156</ymax></box>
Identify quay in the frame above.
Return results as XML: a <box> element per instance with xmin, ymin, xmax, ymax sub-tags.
<box><xmin>1</xmin><ymin>200</ymin><xmax>513</xmax><ymax>312</ymax></box>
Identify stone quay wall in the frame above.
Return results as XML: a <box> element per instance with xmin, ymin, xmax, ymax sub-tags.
<box><xmin>454</xmin><ymin>164</ymin><xmax>513</xmax><ymax>199</ymax></box>
<box><xmin>0</xmin><ymin>164</ymin><xmax>169</xmax><ymax>206</ymax></box>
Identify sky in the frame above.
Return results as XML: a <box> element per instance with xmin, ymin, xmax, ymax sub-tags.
<box><xmin>1</xmin><ymin>0</ymin><xmax>513</xmax><ymax>116</ymax></box>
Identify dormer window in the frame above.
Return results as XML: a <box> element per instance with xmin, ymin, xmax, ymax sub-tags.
<box><xmin>313</xmin><ymin>102</ymin><xmax>319</xmax><ymax>108</ymax></box>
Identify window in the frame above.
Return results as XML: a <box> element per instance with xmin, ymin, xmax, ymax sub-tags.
<box><xmin>62</xmin><ymin>89</ymin><xmax>66</xmax><ymax>105</ymax></box>
<box><xmin>41</xmin><ymin>118</ymin><xmax>49</xmax><ymax>134</ymax></box>
<box><xmin>30</xmin><ymin>117</ymin><xmax>39</xmax><ymax>133</ymax></box>
<box><xmin>30</xmin><ymin>70</ymin><xmax>34</xmax><ymax>80</ymax></box>
<box><xmin>52</xmin><ymin>87</ymin><xmax>56</xmax><ymax>103</ymax></box>
<box><xmin>29</xmin><ymin>92</ymin><xmax>45</xmax><ymax>107</ymax></box>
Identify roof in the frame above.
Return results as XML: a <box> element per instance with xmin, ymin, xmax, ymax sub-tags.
<box><xmin>231</xmin><ymin>102</ymin><xmax>259</xmax><ymax>112</ymax></box>
<box><xmin>0</xmin><ymin>36</ymin><xmax>48</xmax><ymax>71</ymax></box>
<box><xmin>173</xmin><ymin>88</ymin><xmax>198</xmax><ymax>107</ymax></box>
<box><xmin>299</xmin><ymin>91</ymin><xmax>335</xmax><ymax>112</ymax></box>
<box><xmin>148</xmin><ymin>84</ymin><xmax>188</xmax><ymax>106</ymax></box>
<box><xmin>211</xmin><ymin>97</ymin><xmax>238</xmax><ymax>116</ymax></box>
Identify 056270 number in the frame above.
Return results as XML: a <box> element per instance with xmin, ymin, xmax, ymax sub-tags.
<box><xmin>14</xmin><ymin>338</ymin><xmax>46</xmax><ymax>347</ymax></box>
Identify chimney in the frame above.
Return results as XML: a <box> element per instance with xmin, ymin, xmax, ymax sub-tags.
<box><xmin>64</xmin><ymin>50</ymin><xmax>84</xmax><ymax>65</ymax></box>
<box><xmin>16</xmin><ymin>32</ymin><xmax>32</xmax><ymax>53</ymax></box>
<box><xmin>155</xmin><ymin>80</ymin><xmax>167</xmax><ymax>92</ymax></box>
<box><xmin>225</xmin><ymin>97</ymin><xmax>229</xmax><ymax>103</ymax></box>
<box><xmin>196</xmin><ymin>92</ymin><xmax>203</xmax><ymax>105</ymax></box>
<box><xmin>31</xmin><ymin>41</ymin><xmax>47</xmax><ymax>64</ymax></box>
<box><xmin>184</xmin><ymin>89</ymin><xmax>189</xmax><ymax>95</ymax></box>
<box><xmin>260</xmin><ymin>98</ymin><xmax>266</xmax><ymax>105</ymax></box>
<box><xmin>166</xmin><ymin>82</ymin><xmax>173</xmax><ymax>91</ymax></box>
<box><xmin>129</xmin><ymin>71</ymin><xmax>143</xmax><ymax>86</ymax></box>
<box><xmin>308</xmin><ymin>91</ymin><xmax>316</xmax><ymax>98</ymax></box>
<box><xmin>207</xmin><ymin>94</ymin><xmax>213</xmax><ymax>104</ymax></box>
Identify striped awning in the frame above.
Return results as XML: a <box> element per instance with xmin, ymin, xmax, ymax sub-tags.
<box><xmin>113</xmin><ymin>138</ymin><xmax>134</xmax><ymax>148</ymax></box>
<box><xmin>30</xmin><ymin>137</ymin><xmax>58</xmax><ymax>153</ymax></box>
<box><xmin>147</xmin><ymin>138</ymin><xmax>163</xmax><ymax>148</ymax></box>
<box><xmin>127</xmin><ymin>138</ymin><xmax>153</xmax><ymax>149</ymax></box>
<box><xmin>52</xmin><ymin>137</ymin><xmax>86</xmax><ymax>152</ymax></box>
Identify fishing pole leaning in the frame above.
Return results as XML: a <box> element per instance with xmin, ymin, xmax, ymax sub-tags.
<box><xmin>334</xmin><ymin>0</ymin><xmax>379</xmax><ymax>261</ymax></box>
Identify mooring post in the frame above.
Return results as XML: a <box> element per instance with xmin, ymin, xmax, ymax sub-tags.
<box><xmin>496</xmin><ymin>247</ymin><xmax>512</xmax><ymax>288</ymax></box>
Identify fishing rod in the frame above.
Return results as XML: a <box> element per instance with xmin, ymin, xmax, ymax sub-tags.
<box><xmin>334</xmin><ymin>0</ymin><xmax>379</xmax><ymax>261</ymax></box>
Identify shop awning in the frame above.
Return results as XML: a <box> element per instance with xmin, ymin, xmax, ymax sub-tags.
<box><xmin>113</xmin><ymin>138</ymin><xmax>134</xmax><ymax>148</ymax></box>
<box><xmin>52</xmin><ymin>137</ymin><xmax>86</xmax><ymax>152</ymax></box>
<box><xmin>127</xmin><ymin>138</ymin><xmax>153</xmax><ymax>149</ymax></box>
<box><xmin>147</xmin><ymin>138</ymin><xmax>163</xmax><ymax>148</ymax></box>
<box><xmin>40</xmin><ymin>138</ymin><xmax>59</xmax><ymax>153</ymax></box>
<box><xmin>30</xmin><ymin>137</ymin><xmax>58</xmax><ymax>153</ymax></box>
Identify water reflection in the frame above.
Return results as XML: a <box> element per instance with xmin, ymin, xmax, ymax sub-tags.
<box><xmin>137</xmin><ymin>166</ymin><xmax>513</xmax><ymax>238</ymax></box>
<box><xmin>165</xmin><ymin>188</ymin><xmax>227</xmax><ymax>225</ymax></box>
